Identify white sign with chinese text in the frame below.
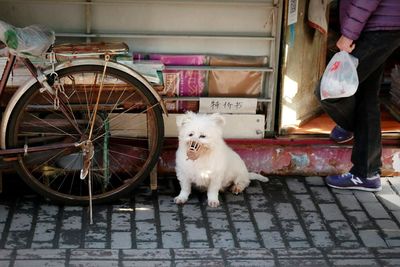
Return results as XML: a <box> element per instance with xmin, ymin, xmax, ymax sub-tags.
<box><xmin>287</xmin><ymin>0</ymin><xmax>298</xmax><ymax>25</ymax></box>
<box><xmin>199</xmin><ymin>97</ymin><xmax>258</xmax><ymax>114</ymax></box>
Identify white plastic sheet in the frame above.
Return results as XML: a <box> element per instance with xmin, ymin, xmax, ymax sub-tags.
<box><xmin>0</xmin><ymin>20</ymin><xmax>55</xmax><ymax>57</ymax></box>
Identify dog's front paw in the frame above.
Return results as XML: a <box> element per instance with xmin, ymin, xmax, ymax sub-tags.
<box><xmin>207</xmin><ymin>199</ymin><xmax>220</xmax><ymax>208</ymax></box>
<box><xmin>174</xmin><ymin>196</ymin><xmax>188</xmax><ymax>205</ymax></box>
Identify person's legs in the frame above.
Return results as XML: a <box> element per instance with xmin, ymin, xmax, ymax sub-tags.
<box><xmin>350</xmin><ymin>64</ymin><xmax>384</xmax><ymax>178</ymax></box>
<box><xmin>316</xmin><ymin>30</ymin><xmax>400</xmax><ymax>189</ymax></box>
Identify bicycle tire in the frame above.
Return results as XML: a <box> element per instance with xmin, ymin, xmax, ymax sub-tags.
<box><xmin>6</xmin><ymin>64</ymin><xmax>164</xmax><ymax>205</ymax></box>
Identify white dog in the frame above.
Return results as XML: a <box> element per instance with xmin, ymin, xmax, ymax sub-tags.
<box><xmin>174</xmin><ymin>112</ymin><xmax>269</xmax><ymax>207</ymax></box>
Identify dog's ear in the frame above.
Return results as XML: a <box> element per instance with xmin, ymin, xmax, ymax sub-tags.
<box><xmin>176</xmin><ymin>111</ymin><xmax>195</xmax><ymax>128</ymax></box>
<box><xmin>210</xmin><ymin>113</ymin><xmax>225</xmax><ymax>127</ymax></box>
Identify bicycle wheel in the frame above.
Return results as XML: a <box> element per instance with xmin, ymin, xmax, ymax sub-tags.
<box><xmin>6</xmin><ymin>64</ymin><xmax>164</xmax><ymax>205</ymax></box>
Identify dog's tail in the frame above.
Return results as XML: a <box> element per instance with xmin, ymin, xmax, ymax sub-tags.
<box><xmin>249</xmin><ymin>172</ymin><xmax>269</xmax><ymax>182</ymax></box>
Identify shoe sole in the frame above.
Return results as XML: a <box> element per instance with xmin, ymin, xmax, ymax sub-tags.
<box><xmin>327</xmin><ymin>183</ymin><xmax>382</xmax><ymax>192</ymax></box>
<box><xmin>331</xmin><ymin>135</ymin><xmax>354</xmax><ymax>144</ymax></box>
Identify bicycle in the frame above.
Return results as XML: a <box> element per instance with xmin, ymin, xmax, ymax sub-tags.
<box><xmin>0</xmin><ymin>21</ymin><xmax>166</xmax><ymax>206</ymax></box>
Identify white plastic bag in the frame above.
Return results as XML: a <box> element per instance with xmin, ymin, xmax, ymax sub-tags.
<box><xmin>320</xmin><ymin>51</ymin><xmax>359</xmax><ymax>100</ymax></box>
<box><xmin>0</xmin><ymin>20</ymin><xmax>55</xmax><ymax>58</ymax></box>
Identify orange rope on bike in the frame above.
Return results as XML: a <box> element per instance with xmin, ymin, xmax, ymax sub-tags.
<box><xmin>88</xmin><ymin>54</ymin><xmax>110</xmax><ymax>141</ymax></box>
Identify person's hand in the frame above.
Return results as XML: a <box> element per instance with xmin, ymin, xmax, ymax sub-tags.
<box><xmin>336</xmin><ymin>35</ymin><xmax>355</xmax><ymax>53</ymax></box>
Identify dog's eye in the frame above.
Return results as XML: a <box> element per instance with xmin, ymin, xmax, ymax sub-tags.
<box><xmin>188</xmin><ymin>133</ymin><xmax>194</xmax><ymax>137</ymax></box>
<box><xmin>199</xmin><ymin>134</ymin><xmax>206</xmax><ymax>138</ymax></box>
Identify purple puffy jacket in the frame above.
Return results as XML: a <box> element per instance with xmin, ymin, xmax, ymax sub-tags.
<box><xmin>340</xmin><ymin>0</ymin><xmax>400</xmax><ymax>40</ymax></box>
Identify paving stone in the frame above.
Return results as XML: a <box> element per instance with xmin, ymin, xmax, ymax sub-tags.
<box><xmin>319</xmin><ymin>204</ymin><xmax>346</xmax><ymax>221</ymax></box>
<box><xmin>288</xmin><ymin>241</ymin><xmax>311</xmax><ymax>248</ymax></box>
<box><xmin>136</xmin><ymin>221</ymin><xmax>157</xmax><ymax>242</ymax></box>
<box><xmin>238</xmin><ymin>241</ymin><xmax>262</xmax><ymax>248</ymax></box>
<box><xmin>69</xmin><ymin>260</ymin><xmax>118</xmax><ymax>267</ymax></box>
<box><xmin>185</xmin><ymin>223</ymin><xmax>208</xmax><ymax>241</ymax></box>
<box><xmin>122</xmin><ymin>260</ymin><xmax>171</xmax><ymax>267</ymax></box>
<box><xmin>286</xmin><ymin>178</ymin><xmax>308</xmax><ymax>193</ymax></box>
<box><xmin>122</xmin><ymin>249</ymin><xmax>171</xmax><ymax>260</ymax></box>
<box><xmin>227</xmin><ymin>259</ymin><xmax>275</xmax><ymax>266</ymax></box>
<box><xmin>293</xmin><ymin>194</ymin><xmax>318</xmax><ymax>211</ymax></box>
<box><xmin>5</xmin><ymin>231</ymin><xmax>29</xmax><ymax>249</ymax></box>
<box><xmin>161</xmin><ymin>232</ymin><xmax>183</xmax><ymax>248</ymax></box>
<box><xmin>85</xmin><ymin>228</ymin><xmax>107</xmax><ymax>242</ymax></box>
<box><xmin>175</xmin><ymin>259</ymin><xmax>224</xmax><ymax>266</ymax></box>
<box><xmin>211</xmin><ymin>231</ymin><xmax>235</xmax><ymax>248</ymax></box>
<box><xmin>301</xmin><ymin>212</ymin><xmax>326</xmax><ymax>230</ymax></box>
<box><xmin>388</xmin><ymin>177</ymin><xmax>400</xmax><ymax>195</ymax></box>
<box><xmin>136</xmin><ymin>242</ymin><xmax>158</xmax><ymax>249</ymax></box>
<box><xmin>377</xmin><ymin>178</ymin><xmax>397</xmax><ymax>195</ymax></box>
<box><xmin>310</xmin><ymin>231</ymin><xmax>335</xmax><ymax>248</ymax></box>
<box><xmin>361</xmin><ymin>202</ymin><xmax>391</xmax><ymax>219</ymax></box>
<box><xmin>247</xmin><ymin>194</ymin><xmax>268</xmax><ymax>210</ymax></box>
<box><xmin>279</xmin><ymin>259</ymin><xmax>328</xmax><ymax>267</ymax></box>
<box><xmin>354</xmin><ymin>191</ymin><xmax>378</xmax><ymax>203</ymax></box>
<box><xmin>375</xmin><ymin>247</ymin><xmax>400</xmax><ymax>257</ymax></box>
<box><xmin>347</xmin><ymin>211</ymin><xmax>375</xmax><ymax>229</ymax></box>
<box><xmin>305</xmin><ymin>176</ymin><xmax>325</xmax><ymax>186</ymax></box>
<box><xmin>58</xmin><ymin>230</ymin><xmax>81</xmax><ymax>249</ymax></box>
<box><xmin>281</xmin><ymin>221</ymin><xmax>307</xmax><ymax>241</ymax></box>
<box><xmin>9</xmin><ymin>213</ymin><xmax>33</xmax><ymax>231</ymax></box>
<box><xmin>0</xmin><ymin>206</ymin><xmax>9</xmax><ymax>223</ymax></box>
<box><xmin>253</xmin><ymin>211</ymin><xmax>275</xmax><ymax>230</ymax></box>
<box><xmin>358</xmin><ymin>230</ymin><xmax>387</xmax><ymax>247</ymax></box>
<box><xmin>188</xmin><ymin>241</ymin><xmax>210</xmax><ymax>248</ymax></box>
<box><xmin>207</xmin><ymin>211</ymin><xmax>230</xmax><ymax>230</ymax></box>
<box><xmin>275</xmin><ymin>203</ymin><xmax>297</xmax><ymax>220</ymax></box>
<box><xmin>225</xmin><ymin>193</ymin><xmax>245</xmax><ymax>203</ymax></box>
<box><xmin>61</xmin><ymin>215</ymin><xmax>82</xmax><ymax>231</ymax></box>
<box><xmin>111</xmin><ymin>213</ymin><xmax>131</xmax><ymax>231</ymax></box>
<box><xmin>134</xmin><ymin>203</ymin><xmax>155</xmax><ymax>221</ymax></box>
<box><xmin>70</xmin><ymin>249</ymin><xmax>119</xmax><ymax>259</ymax></box>
<box><xmin>336</xmin><ymin>194</ymin><xmax>362</xmax><ymax>210</ymax></box>
<box><xmin>32</xmin><ymin>222</ymin><xmax>56</xmax><ymax>242</ymax></box>
<box><xmin>310</xmin><ymin>187</ymin><xmax>335</xmax><ymax>203</ymax></box>
<box><xmin>0</xmin><ymin>261</ymin><xmax>10</xmax><ymax>267</ymax></box>
<box><xmin>182</xmin><ymin>204</ymin><xmax>202</xmax><ymax>221</ymax></box>
<box><xmin>376</xmin><ymin>194</ymin><xmax>400</xmax><ymax>211</ymax></box>
<box><xmin>233</xmin><ymin>221</ymin><xmax>257</xmax><ymax>241</ymax></box>
<box><xmin>380</xmin><ymin>259</ymin><xmax>400</xmax><ymax>267</ymax></box>
<box><xmin>329</xmin><ymin>259</ymin><xmax>380</xmax><ymax>266</ymax></box>
<box><xmin>245</xmin><ymin>181</ymin><xmax>264</xmax><ymax>194</ymax></box>
<box><xmin>227</xmin><ymin>204</ymin><xmax>251</xmax><ymax>221</ymax></box>
<box><xmin>84</xmin><ymin>242</ymin><xmax>106</xmax><ymax>249</ymax></box>
<box><xmin>260</xmin><ymin>231</ymin><xmax>285</xmax><ymax>248</ymax></box>
<box><xmin>326</xmin><ymin>248</ymin><xmax>373</xmax><ymax>258</ymax></box>
<box><xmin>174</xmin><ymin>248</ymin><xmax>222</xmax><ymax>259</ymax></box>
<box><xmin>224</xmin><ymin>248</ymin><xmax>274</xmax><ymax>259</ymax></box>
<box><xmin>158</xmin><ymin>196</ymin><xmax>178</xmax><ymax>212</ymax></box>
<box><xmin>14</xmin><ymin>260</ymin><xmax>66</xmax><ymax>267</ymax></box>
<box><xmin>386</xmin><ymin>239</ymin><xmax>400</xmax><ymax>247</ymax></box>
<box><xmin>274</xmin><ymin>248</ymin><xmax>323</xmax><ymax>258</ymax></box>
<box><xmin>159</xmin><ymin>212</ymin><xmax>180</xmax><ymax>231</ymax></box>
<box><xmin>111</xmin><ymin>232</ymin><xmax>132</xmax><ymax>249</ymax></box>
<box><xmin>376</xmin><ymin>220</ymin><xmax>400</xmax><ymax>239</ymax></box>
<box><xmin>16</xmin><ymin>249</ymin><xmax>66</xmax><ymax>259</ymax></box>
<box><xmin>328</xmin><ymin>221</ymin><xmax>357</xmax><ymax>241</ymax></box>
<box><xmin>36</xmin><ymin>205</ymin><xmax>59</xmax><ymax>222</ymax></box>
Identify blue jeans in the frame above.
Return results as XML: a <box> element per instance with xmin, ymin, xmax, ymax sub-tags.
<box><xmin>315</xmin><ymin>30</ymin><xmax>400</xmax><ymax>178</ymax></box>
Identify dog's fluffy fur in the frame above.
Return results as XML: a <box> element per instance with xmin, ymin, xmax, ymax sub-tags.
<box><xmin>174</xmin><ymin>112</ymin><xmax>269</xmax><ymax>207</ymax></box>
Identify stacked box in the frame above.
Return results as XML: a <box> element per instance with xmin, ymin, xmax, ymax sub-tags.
<box><xmin>208</xmin><ymin>55</ymin><xmax>268</xmax><ymax>97</ymax></box>
<box><xmin>134</xmin><ymin>54</ymin><xmax>207</xmax><ymax>112</ymax></box>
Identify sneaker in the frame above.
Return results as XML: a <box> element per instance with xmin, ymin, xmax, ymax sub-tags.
<box><xmin>325</xmin><ymin>172</ymin><xmax>382</xmax><ymax>192</ymax></box>
<box><xmin>330</xmin><ymin>125</ymin><xmax>353</xmax><ymax>143</ymax></box>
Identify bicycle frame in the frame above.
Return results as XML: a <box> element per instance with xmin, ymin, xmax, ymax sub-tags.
<box><xmin>0</xmin><ymin>51</ymin><xmax>167</xmax><ymax>158</ymax></box>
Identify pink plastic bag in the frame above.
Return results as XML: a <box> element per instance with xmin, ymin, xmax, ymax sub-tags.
<box><xmin>320</xmin><ymin>51</ymin><xmax>359</xmax><ymax>100</ymax></box>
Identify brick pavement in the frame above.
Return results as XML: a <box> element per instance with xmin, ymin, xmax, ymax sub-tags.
<box><xmin>1</xmin><ymin>175</ymin><xmax>400</xmax><ymax>266</ymax></box>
